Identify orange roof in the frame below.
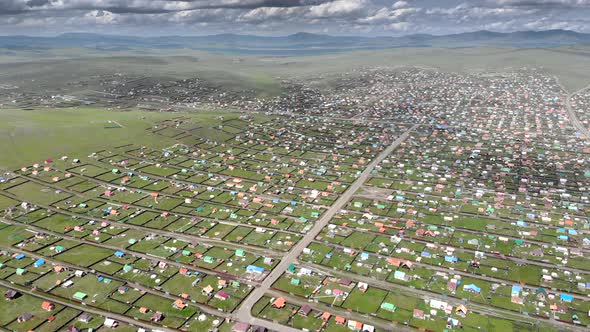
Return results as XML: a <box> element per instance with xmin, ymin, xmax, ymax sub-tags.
<box><xmin>150</xmin><ymin>192</ymin><xmax>159</xmax><ymax>197</ymax></box>
<box><xmin>41</xmin><ymin>301</ymin><xmax>54</xmax><ymax>310</ymax></box>
<box><xmin>174</xmin><ymin>299</ymin><xmax>186</xmax><ymax>309</ymax></box>
<box><xmin>387</xmin><ymin>258</ymin><xmax>401</xmax><ymax>266</ymax></box>
<box><xmin>321</xmin><ymin>312</ymin><xmax>331</xmax><ymax>320</ymax></box>
<box><xmin>139</xmin><ymin>307</ymin><xmax>149</xmax><ymax>313</ymax></box>
<box><xmin>335</xmin><ymin>316</ymin><xmax>346</xmax><ymax>324</ymax></box>
<box><xmin>272</xmin><ymin>297</ymin><xmax>286</xmax><ymax>308</ymax></box>
<box><xmin>181</xmin><ymin>293</ymin><xmax>190</xmax><ymax>299</ymax></box>
<box><xmin>456</xmin><ymin>305</ymin><xmax>468</xmax><ymax>313</ymax></box>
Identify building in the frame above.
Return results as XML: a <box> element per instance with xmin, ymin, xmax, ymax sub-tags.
<box><xmin>41</xmin><ymin>301</ymin><xmax>55</xmax><ymax>311</ymax></box>
<box><xmin>246</xmin><ymin>265</ymin><xmax>265</xmax><ymax>274</ymax></box>
<box><xmin>4</xmin><ymin>289</ymin><xmax>19</xmax><ymax>300</ymax></box>
<box><xmin>232</xmin><ymin>322</ymin><xmax>251</xmax><ymax>332</ymax></box>
<box><xmin>298</xmin><ymin>304</ymin><xmax>312</xmax><ymax>316</ymax></box>
<box><xmin>272</xmin><ymin>297</ymin><xmax>286</xmax><ymax>309</ymax></box>
<box><xmin>381</xmin><ymin>302</ymin><xmax>396</xmax><ymax>312</ymax></box>
<box><xmin>104</xmin><ymin>318</ymin><xmax>118</xmax><ymax>328</ymax></box>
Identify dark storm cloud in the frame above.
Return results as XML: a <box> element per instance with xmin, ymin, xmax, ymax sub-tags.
<box><xmin>488</xmin><ymin>0</ymin><xmax>590</xmax><ymax>8</ymax></box>
<box><xmin>0</xmin><ymin>0</ymin><xmax>334</xmax><ymax>15</ymax></box>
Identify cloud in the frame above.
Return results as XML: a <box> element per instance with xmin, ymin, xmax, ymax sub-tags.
<box><xmin>1</xmin><ymin>0</ymin><xmax>590</xmax><ymax>36</ymax></box>
<box><xmin>489</xmin><ymin>0</ymin><xmax>590</xmax><ymax>8</ymax></box>
<box><xmin>308</xmin><ymin>0</ymin><xmax>368</xmax><ymax>18</ymax></box>
<box><xmin>392</xmin><ymin>1</ymin><xmax>410</xmax><ymax>9</ymax></box>
<box><xmin>359</xmin><ymin>7</ymin><xmax>420</xmax><ymax>24</ymax></box>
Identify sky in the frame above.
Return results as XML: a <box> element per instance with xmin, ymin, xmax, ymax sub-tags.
<box><xmin>1</xmin><ymin>0</ymin><xmax>590</xmax><ymax>36</ymax></box>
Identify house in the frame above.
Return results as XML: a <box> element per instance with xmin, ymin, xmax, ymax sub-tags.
<box><xmin>560</xmin><ymin>293</ymin><xmax>573</xmax><ymax>303</ymax></box>
<box><xmin>536</xmin><ymin>288</ymin><xmax>547</xmax><ymax>300</ymax></box>
<box><xmin>393</xmin><ymin>270</ymin><xmax>410</xmax><ymax>281</ymax></box>
<box><xmin>339</xmin><ymin>278</ymin><xmax>352</xmax><ymax>286</ymax></box>
<box><xmin>104</xmin><ymin>318</ymin><xmax>118</xmax><ymax>328</ymax></box>
<box><xmin>203</xmin><ymin>256</ymin><xmax>215</xmax><ymax>264</ymax></box>
<box><xmin>73</xmin><ymin>292</ymin><xmax>87</xmax><ymax>301</ymax></box>
<box><xmin>456</xmin><ymin>305</ymin><xmax>468</xmax><ymax>316</ymax></box>
<box><xmin>67</xmin><ymin>326</ymin><xmax>80</xmax><ymax>332</ymax></box>
<box><xmin>413</xmin><ymin>309</ymin><xmax>425</xmax><ymax>319</ymax></box>
<box><xmin>4</xmin><ymin>289</ymin><xmax>19</xmax><ymax>300</ymax></box>
<box><xmin>78</xmin><ymin>313</ymin><xmax>92</xmax><ymax>323</ymax></box>
<box><xmin>298</xmin><ymin>304</ymin><xmax>312</xmax><ymax>316</ymax></box>
<box><xmin>215</xmin><ymin>291</ymin><xmax>229</xmax><ymax>301</ymax></box>
<box><xmin>151</xmin><ymin>312</ymin><xmax>165</xmax><ymax>322</ymax></box>
<box><xmin>381</xmin><ymin>302</ymin><xmax>397</xmax><ymax>312</ymax></box>
<box><xmin>357</xmin><ymin>281</ymin><xmax>368</xmax><ymax>292</ymax></box>
<box><xmin>335</xmin><ymin>316</ymin><xmax>346</xmax><ymax>325</ymax></box>
<box><xmin>347</xmin><ymin>320</ymin><xmax>363</xmax><ymax>331</ymax></box>
<box><xmin>232</xmin><ymin>322</ymin><xmax>251</xmax><ymax>332</ymax></box>
<box><xmin>463</xmin><ymin>284</ymin><xmax>481</xmax><ymax>293</ymax></box>
<box><xmin>321</xmin><ymin>311</ymin><xmax>331</xmax><ymax>321</ymax></box>
<box><xmin>114</xmin><ymin>251</ymin><xmax>125</xmax><ymax>258</ymax></box>
<box><xmin>246</xmin><ymin>265</ymin><xmax>265</xmax><ymax>274</ymax></box>
<box><xmin>18</xmin><ymin>313</ymin><xmax>33</xmax><ymax>322</ymax></box>
<box><xmin>173</xmin><ymin>299</ymin><xmax>186</xmax><ymax>309</ymax></box>
<box><xmin>34</xmin><ymin>259</ymin><xmax>45</xmax><ymax>267</ymax></box>
<box><xmin>447</xmin><ymin>279</ymin><xmax>458</xmax><ymax>292</ymax></box>
<box><xmin>202</xmin><ymin>285</ymin><xmax>214</xmax><ymax>296</ymax></box>
<box><xmin>445</xmin><ymin>256</ymin><xmax>458</xmax><ymax>263</ymax></box>
<box><xmin>139</xmin><ymin>307</ymin><xmax>149</xmax><ymax>314</ymax></box>
<box><xmin>42</xmin><ymin>301</ymin><xmax>55</xmax><ymax>311</ymax></box>
<box><xmin>272</xmin><ymin>297</ymin><xmax>286</xmax><ymax>309</ymax></box>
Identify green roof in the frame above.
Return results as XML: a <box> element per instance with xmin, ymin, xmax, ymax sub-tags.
<box><xmin>381</xmin><ymin>302</ymin><xmax>396</xmax><ymax>311</ymax></box>
<box><xmin>73</xmin><ymin>292</ymin><xmax>87</xmax><ymax>300</ymax></box>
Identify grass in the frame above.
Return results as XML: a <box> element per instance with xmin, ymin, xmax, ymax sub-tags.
<box><xmin>55</xmin><ymin>244</ymin><xmax>114</xmax><ymax>267</ymax></box>
<box><xmin>0</xmin><ymin>107</ymin><xmax>247</xmax><ymax>170</ymax></box>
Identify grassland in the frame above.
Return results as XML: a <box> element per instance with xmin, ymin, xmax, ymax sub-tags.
<box><xmin>0</xmin><ymin>107</ymin><xmax>256</xmax><ymax>170</ymax></box>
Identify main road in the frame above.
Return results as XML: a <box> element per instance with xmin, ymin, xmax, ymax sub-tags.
<box><xmin>234</xmin><ymin>124</ymin><xmax>419</xmax><ymax>328</ymax></box>
<box><xmin>555</xmin><ymin>77</ymin><xmax>590</xmax><ymax>140</ymax></box>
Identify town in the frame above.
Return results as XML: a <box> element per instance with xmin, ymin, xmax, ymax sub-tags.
<box><xmin>0</xmin><ymin>66</ymin><xmax>589</xmax><ymax>332</ymax></box>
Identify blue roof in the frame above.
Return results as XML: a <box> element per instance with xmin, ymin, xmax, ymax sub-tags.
<box><xmin>511</xmin><ymin>285</ymin><xmax>521</xmax><ymax>294</ymax></box>
<box><xmin>560</xmin><ymin>294</ymin><xmax>573</xmax><ymax>302</ymax></box>
<box><xmin>445</xmin><ymin>256</ymin><xmax>458</xmax><ymax>262</ymax></box>
<box><xmin>114</xmin><ymin>251</ymin><xmax>125</xmax><ymax>257</ymax></box>
<box><xmin>14</xmin><ymin>253</ymin><xmax>25</xmax><ymax>260</ymax></box>
<box><xmin>464</xmin><ymin>284</ymin><xmax>481</xmax><ymax>293</ymax></box>
<box><xmin>421</xmin><ymin>251</ymin><xmax>431</xmax><ymax>257</ymax></box>
<box><xmin>246</xmin><ymin>265</ymin><xmax>265</xmax><ymax>273</ymax></box>
<box><xmin>34</xmin><ymin>259</ymin><xmax>45</xmax><ymax>266</ymax></box>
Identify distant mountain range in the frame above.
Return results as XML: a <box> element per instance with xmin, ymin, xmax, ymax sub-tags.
<box><xmin>2</xmin><ymin>30</ymin><xmax>590</xmax><ymax>55</ymax></box>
